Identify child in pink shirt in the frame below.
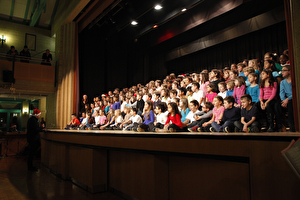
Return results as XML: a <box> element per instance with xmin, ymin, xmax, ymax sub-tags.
<box><xmin>259</xmin><ymin>69</ymin><xmax>282</xmax><ymax>132</ymax></box>
<box><xmin>200</xmin><ymin>96</ymin><xmax>225</xmax><ymax>132</ymax></box>
<box><xmin>205</xmin><ymin>83</ymin><xmax>218</xmax><ymax>103</ymax></box>
<box><xmin>233</xmin><ymin>76</ymin><xmax>246</xmax><ymax>106</ymax></box>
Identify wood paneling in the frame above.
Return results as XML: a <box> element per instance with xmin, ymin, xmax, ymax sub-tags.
<box><xmin>169</xmin><ymin>156</ymin><xmax>250</xmax><ymax>200</ymax></box>
<box><xmin>109</xmin><ymin>151</ymin><xmax>168</xmax><ymax>200</ymax></box>
<box><xmin>41</xmin><ymin>131</ymin><xmax>300</xmax><ymax>200</ymax></box>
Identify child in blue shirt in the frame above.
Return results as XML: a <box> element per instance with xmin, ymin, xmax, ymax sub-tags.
<box><xmin>226</xmin><ymin>80</ymin><xmax>234</xmax><ymax>97</ymax></box>
<box><xmin>246</xmin><ymin>73</ymin><xmax>260</xmax><ymax>103</ymax></box>
<box><xmin>280</xmin><ymin>65</ymin><xmax>295</xmax><ymax>132</ymax></box>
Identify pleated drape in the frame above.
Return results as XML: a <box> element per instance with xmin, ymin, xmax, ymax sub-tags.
<box><xmin>55</xmin><ymin>22</ymin><xmax>76</xmax><ymax>129</ymax></box>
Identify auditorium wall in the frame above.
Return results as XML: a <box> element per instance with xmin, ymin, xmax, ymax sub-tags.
<box><xmin>0</xmin><ymin>20</ymin><xmax>56</xmax><ymax>62</ymax></box>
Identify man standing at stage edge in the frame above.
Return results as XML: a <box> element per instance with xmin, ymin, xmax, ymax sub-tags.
<box><xmin>27</xmin><ymin>109</ymin><xmax>44</xmax><ymax>171</ymax></box>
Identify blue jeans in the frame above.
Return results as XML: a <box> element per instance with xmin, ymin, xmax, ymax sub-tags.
<box><xmin>211</xmin><ymin>121</ymin><xmax>234</xmax><ymax>132</ymax></box>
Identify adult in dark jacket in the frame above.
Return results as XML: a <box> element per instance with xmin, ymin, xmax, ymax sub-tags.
<box><xmin>27</xmin><ymin>109</ymin><xmax>43</xmax><ymax>171</ymax></box>
<box><xmin>41</xmin><ymin>49</ymin><xmax>52</xmax><ymax>65</ymax></box>
<box><xmin>19</xmin><ymin>45</ymin><xmax>31</xmax><ymax>63</ymax></box>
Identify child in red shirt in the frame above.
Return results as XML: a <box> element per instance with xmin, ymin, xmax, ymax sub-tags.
<box><xmin>156</xmin><ymin>102</ymin><xmax>182</xmax><ymax>132</ymax></box>
<box><xmin>65</xmin><ymin>113</ymin><xmax>80</xmax><ymax>130</ymax></box>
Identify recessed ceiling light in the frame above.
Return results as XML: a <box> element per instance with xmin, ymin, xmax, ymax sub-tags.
<box><xmin>131</xmin><ymin>20</ymin><xmax>138</xmax><ymax>25</ymax></box>
<box><xmin>153</xmin><ymin>25</ymin><xmax>158</xmax><ymax>28</ymax></box>
<box><xmin>154</xmin><ymin>4</ymin><xmax>162</xmax><ymax>10</ymax></box>
<box><xmin>181</xmin><ymin>8</ymin><xmax>187</xmax><ymax>12</ymax></box>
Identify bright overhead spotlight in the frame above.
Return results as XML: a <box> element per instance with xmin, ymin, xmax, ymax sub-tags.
<box><xmin>131</xmin><ymin>20</ymin><xmax>138</xmax><ymax>25</ymax></box>
<box><xmin>154</xmin><ymin>4</ymin><xmax>162</xmax><ymax>10</ymax></box>
<box><xmin>181</xmin><ymin>8</ymin><xmax>187</xmax><ymax>12</ymax></box>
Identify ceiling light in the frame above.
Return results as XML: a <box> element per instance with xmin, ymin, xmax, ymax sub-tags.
<box><xmin>181</xmin><ymin>8</ymin><xmax>187</xmax><ymax>12</ymax></box>
<box><xmin>131</xmin><ymin>20</ymin><xmax>138</xmax><ymax>25</ymax></box>
<box><xmin>154</xmin><ymin>4</ymin><xmax>162</xmax><ymax>10</ymax></box>
<box><xmin>153</xmin><ymin>25</ymin><xmax>158</xmax><ymax>28</ymax></box>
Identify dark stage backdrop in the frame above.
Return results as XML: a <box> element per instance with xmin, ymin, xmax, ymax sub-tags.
<box><xmin>78</xmin><ymin>0</ymin><xmax>287</xmax><ymax>100</ymax></box>
<box><xmin>165</xmin><ymin>21</ymin><xmax>288</xmax><ymax>74</ymax></box>
<box><xmin>79</xmin><ymin>22</ymin><xmax>287</xmax><ymax>99</ymax></box>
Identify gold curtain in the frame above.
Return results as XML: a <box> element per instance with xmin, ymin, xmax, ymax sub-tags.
<box><xmin>55</xmin><ymin>22</ymin><xmax>76</xmax><ymax>129</ymax></box>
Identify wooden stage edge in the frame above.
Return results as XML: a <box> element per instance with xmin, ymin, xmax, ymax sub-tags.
<box><xmin>40</xmin><ymin>129</ymin><xmax>300</xmax><ymax>200</ymax></box>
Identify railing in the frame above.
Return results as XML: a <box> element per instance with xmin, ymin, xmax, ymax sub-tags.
<box><xmin>0</xmin><ymin>52</ymin><xmax>54</xmax><ymax>66</ymax></box>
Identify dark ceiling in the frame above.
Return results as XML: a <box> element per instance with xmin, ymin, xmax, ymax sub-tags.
<box><xmin>79</xmin><ymin>0</ymin><xmax>284</xmax><ymax>50</ymax></box>
<box><xmin>85</xmin><ymin>0</ymin><xmax>205</xmax><ymax>39</ymax></box>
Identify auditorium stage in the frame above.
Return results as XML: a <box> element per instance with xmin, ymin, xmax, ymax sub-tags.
<box><xmin>41</xmin><ymin>129</ymin><xmax>300</xmax><ymax>200</ymax></box>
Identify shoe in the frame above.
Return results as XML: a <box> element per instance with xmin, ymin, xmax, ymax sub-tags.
<box><xmin>169</xmin><ymin>128</ymin><xmax>176</xmax><ymax>132</ymax></box>
<box><xmin>137</xmin><ymin>128</ymin><xmax>145</xmax><ymax>132</ymax></box>
<box><xmin>210</xmin><ymin>127</ymin><xmax>216</xmax><ymax>132</ymax></box>
<box><xmin>197</xmin><ymin>127</ymin><xmax>202</xmax><ymax>132</ymax></box>
<box><xmin>28</xmin><ymin>166</ymin><xmax>38</xmax><ymax>171</ymax></box>
<box><xmin>234</xmin><ymin>127</ymin><xmax>240</xmax><ymax>132</ymax></box>
<box><xmin>276</xmin><ymin>124</ymin><xmax>286</xmax><ymax>132</ymax></box>
<box><xmin>224</xmin><ymin>127</ymin><xmax>229</xmax><ymax>133</ymax></box>
<box><xmin>156</xmin><ymin>128</ymin><xmax>168</xmax><ymax>133</ymax></box>
<box><xmin>251</xmin><ymin>126</ymin><xmax>260</xmax><ymax>133</ymax></box>
<box><xmin>267</xmin><ymin>127</ymin><xmax>274</xmax><ymax>132</ymax></box>
<box><xmin>188</xmin><ymin>128</ymin><xmax>195</xmax><ymax>132</ymax></box>
<box><xmin>64</xmin><ymin>127</ymin><xmax>69</xmax><ymax>130</ymax></box>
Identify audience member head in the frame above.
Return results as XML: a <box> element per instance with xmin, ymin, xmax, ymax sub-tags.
<box><xmin>199</xmin><ymin>72</ymin><xmax>209</xmax><ymax>83</ymax></box>
<box><xmin>213</xmin><ymin>96</ymin><xmax>223</xmax><ymax>107</ymax></box>
<box><xmin>207</xmin><ymin>83</ymin><xmax>217</xmax><ymax>93</ymax></box>
<box><xmin>211</xmin><ymin>69</ymin><xmax>220</xmax><ymax>79</ymax></box>
<box><xmin>248</xmin><ymin>73</ymin><xmax>258</xmax><ymax>84</ymax></box>
<box><xmin>240</xmin><ymin>94</ymin><xmax>252</xmax><ymax>109</ymax></box>
<box><xmin>229</xmin><ymin>70</ymin><xmax>238</xmax><ymax>80</ymax></box>
<box><xmin>234</xmin><ymin>76</ymin><xmax>246</xmax><ymax>87</ymax></box>
<box><xmin>237</xmin><ymin>63</ymin><xmax>246</xmax><ymax>73</ymax></box>
<box><xmin>179</xmin><ymin>97</ymin><xmax>189</xmax><ymax>111</ymax></box>
<box><xmin>223</xmin><ymin>96</ymin><xmax>235</xmax><ymax>109</ymax></box>
<box><xmin>156</xmin><ymin>102</ymin><xmax>167</xmax><ymax>113</ymax></box>
<box><xmin>169</xmin><ymin>89</ymin><xmax>178</xmax><ymax>98</ymax></box>
<box><xmin>281</xmin><ymin>65</ymin><xmax>291</xmax><ymax>79</ymax></box>
<box><xmin>260</xmin><ymin>69</ymin><xmax>275</xmax><ymax>88</ymax></box>
<box><xmin>226</xmin><ymin>80</ymin><xmax>235</xmax><ymax>90</ymax></box>
<box><xmin>189</xmin><ymin>100</ymin><xmax>199</xmax><ymax>111</ymax></box>
<box><xmin>243</xmin><ymin>66</ymin><xmax>255</xmax><ymax>77</ymax></box>
<box><xmin>223</xmin><ymin>70</ymin><xmax>231</xmax><ymax>80</ymax></box>
<box><xmin>248</xmin><ymin>59</ymin><xmax>259</xmax><ymax>71</ymax></box>
<box><xmin>231</xmin><ymin>64</ymin><xmax>237</xmax><ymax>71</ymax></box>
<box><xmin>279</xmin><ymin>54</ymin><xmax>289</xmax><ymax>65</ymax></box>
<box><xmin>167</xmin><ymin>102</ymin><xmax>181</xmax><ymax>117</ymax></box>
<box><xmin>264</xmin><ymin>60</ymin><xmax>277</xmax><ymax>72</ymax></box>
<box><xmin>218</xmin><ymin>82</ymin><xmax>227</xmax><ymax>93</ymax></box>
<box><xmin>203</xmin><ymin>101</ymin><xmax>214</xmax><ymax>111</ymax></box>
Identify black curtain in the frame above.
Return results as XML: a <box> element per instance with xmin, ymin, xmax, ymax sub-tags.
<box><xmin>165</xmin><ymin>21</ymin><xmax>287</xmax><ymax>74</ymax></box>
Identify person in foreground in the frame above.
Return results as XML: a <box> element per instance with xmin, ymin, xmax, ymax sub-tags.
<box><xmin>27</xmin><ymin>109</ymin><xmax>44</xmax><ymax>171</ymax></box>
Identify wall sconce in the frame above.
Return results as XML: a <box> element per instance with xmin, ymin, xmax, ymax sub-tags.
<box><xmin>23</xmin><ymin>108</ymin><xmax>29</xmax><ymax>114</ymax></box>
<box><xmin>22</xmin><ymin>101</ymin><xmax>29</xmax><ymax>115</ymax></box>
<box><xmin>1</xmin><ymin>35</ymin><xmax>6</xmax><ymax>46</ymax></box>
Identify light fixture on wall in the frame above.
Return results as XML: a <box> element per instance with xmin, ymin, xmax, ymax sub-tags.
<box><xmin>1</xmin><ymin>35</ymin><xmax>6</xmax><ymax>46</ymax></box>
<box><xmin>22</xmin><ymin>101</ymin><xmax>29</xmax><ymax>115</ymax></box>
